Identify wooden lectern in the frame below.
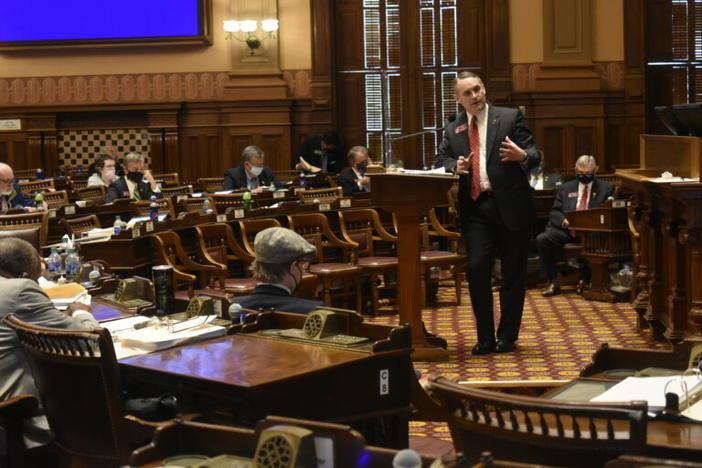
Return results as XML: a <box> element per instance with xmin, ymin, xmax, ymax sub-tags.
<box><xmin>566</xmin><ymin>202</ymin><xmax>631</xmax><ymax>302</ymax></box>
<box><xmin>369</xmin><ymin>172</ymin><xmax>457</xmax><ymax>361</ymax></box>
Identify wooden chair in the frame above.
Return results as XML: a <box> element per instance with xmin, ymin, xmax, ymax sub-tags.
<box><xmin>337</xmin><ymin>208</ymin><xmax>399</xmax><ymax>315</ymax></box>
<box><xmin>178</xmin><ymin>196</ymin><xmax>215</xmax><ymax>214</ymax></box>
<box><xmin>0</xmin><ymin>394</ymin><xmax>39</xmax><ymax>468</ymax></box>
<box><xmin>194</xmin><ymin>223</ymin><xmax>258</xmax><ymax>296</ymax></box>
<box><xmin>131</xmin><ymin>198</ymin><xmax>176</xmax><ymax>219</ymax></box>
<box><xmin>12</xmin><ymin>168</ymin><xmax>40</xmax><ymax>181</ymax></box>
<box><xmin>197</xmin><ymin>177</ymin><xmax>224</xmax><ymax>193</ymax></box>
<box><xmin>62</xmin><ymin>214</ymin><xmax>101</xmax><ymax>237</ymax></box>
<box><xmin>151</xmin><ymin>231</ymin><xmax>224</xmax><ymax>299</ymax></box>
<box><xmin>18</xmin><ymin>179</ymin><xmax>55</xmax><ymax>195</ymax></box>
<box><xmin>288</xmin><ymin>213</ymin><xmax>362</xmax><ymax>311</ymax></box>
<box><xmin>297</xmin><ymin>186</ymin><xmax>343</xmax><ymax>205</ymax></box>
<box><xmin>0</xmin><ymin>211</ymin><xmax>49</xmax><ymax>247</ymax></box>
<box><xmin>210</xmin><ymin>193</ymin><xmax>245</xmax><ymax>215</ymax></box>
<box><xmin>388</xmin><ymin>210</ymin><xmax>464</xmax><ymax>305</ymax></box>
<box><xmin>75</xmin><ymin>185</ymin><xmax>106</xmax><ymax>201</ymax></box>
<box><xmin>161</xmin><ymin>185</ymin><xmax>193</xmax><ymax>201</ymax></box>
<box><xmin>3</xmin><ymin>314</ymin><xmax>159</xmax><ymax>468</ymax></box>
<box><xmin>237</xmin><ymin>218</ymin><xmax>320</xmax><ymax>300</ymax></box>
<box><xmin>42</xmin><ymin>189</ymin><xmax>69</xmax><ymax>209</ymax></box>
<box><xmin>71</xmin><ymin>180</ymin><xmax>89</xmax><ymax>190</ymax></box>
<box><xmin>153</xmin><ymin>172</ymin><xmax>180</xmax><ymax>186</ymax></box>
<box><xmin>238</xmin><ymin>218</ymin><xmax>282</xmax><ymax>257</ymax></box>
<box><xmin>427</xmin><ymin>374</ymin><xmax>648</xmax><ymax>468</ymax></box>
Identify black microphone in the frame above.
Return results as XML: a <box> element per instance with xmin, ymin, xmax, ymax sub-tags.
<box><xmin>391</xmin><ymin>114</ymin><xmax>458</xmax><ymax>142</ymax></box>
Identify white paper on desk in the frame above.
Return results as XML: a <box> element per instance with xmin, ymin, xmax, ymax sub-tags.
<box><xmin>100</xmin><ymin>316</ymin><xmax>151</xmax><ymax>334</ymax></box>
<box><xmin>649</xmin><ymin>177</ymin><xmax>699</xmax><ymax>183</ymax></box>
<box><xmin>80</xmin><ymin>227</ymin><xmax>114</xmax><ymax>240</ymax></box>
<box><xmin>116</xmin><ymin>315</ymin><xmax>224</xmax><ymax>352</ymax></box>
<box><xmin>214</xmin><ymin>189</ymin><xmax>234</xmax><ymax>194</ymax></box>
<box><xmin>401</xmin><ymin>167</ymin><xmax>454</xmax><ymax>176</ymax></box>
<box><xmin>126</xmin><ymin>214</ymin><xmax>167</xmax><ymax>226</ymax></box>
<box><xmin>590</xmin><ymin>375</ymin><xmax>702</xmax><ymax>411</ymax></box>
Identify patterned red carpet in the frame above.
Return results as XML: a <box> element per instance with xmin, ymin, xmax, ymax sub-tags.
<box><xmin>366</xmin><ymin>283</ymin><xmax>666</xmax><ymax>441</ymax></box>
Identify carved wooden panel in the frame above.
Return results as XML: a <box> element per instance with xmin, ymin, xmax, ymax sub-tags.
<box><xmin>0</xmin><ymin>133</ymin><xmax>28</xmax><ymax>169</ymax></box>
<box><xmin>543</xmin><ymin>0</ymin><xmax>593</xmax><ymax>64</ymax></box>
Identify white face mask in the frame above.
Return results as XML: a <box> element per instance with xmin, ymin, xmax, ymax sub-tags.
<box><xmin>102</xmin><ymin>168</ymin><xmax>116</xmax><ymax>181</ymax></box>
<box><xmin>250</xmin><ymin>165</ymin><xmax>264</xmax><ymax>176</ymax></box>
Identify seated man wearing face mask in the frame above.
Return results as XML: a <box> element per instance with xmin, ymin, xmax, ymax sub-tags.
<box><xmin>230</xmin><ymin>227</ymin><xmax>324</xmax><ymax>315</ymax></box>
<box><xmin>105</xmin><ymin>151</ymin><xmax>161</xmax><ymax>203</ymax></box>
<box><xmin>337</xmin><ymin>146</ymin><xmax>371</xmax><ymax>196</ymax></box>
<box><xmin>536</xmin><ymin>155</ymin><xmax>615</xmax><ymax>297</ymax></box>
<box><xmin>528</xmin><ymin>152</ymin><xmax>563</xmax><ymax>190</ymax></box>
<box><xmin>0</xmin><ymin>238</ymin><xmax>98</xmax><ymax>448</ymax></box>
<box><xmin>223</xmin><ymin>145</ymin><xmax>281</xmax><ymax>192</ymax></box>
<box><xmin>0</xmin><ymin>162</ymin><xmax>35</xmax><ymax>214</ymax></box>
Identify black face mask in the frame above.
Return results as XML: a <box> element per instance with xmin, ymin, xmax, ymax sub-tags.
<box><xmin>576</xmin><ymin>172</ymin><xmax>595</xmax><ymax>184</ymax></box>
<box><xmin>358</xmin><ymin>161</ymin><xmax>369</xmax><ymax>173</ymax></box>
<box><xmin>126</xmin><ymin>171</ymin><xmax>144</xmax><ymax>183</ymax></box>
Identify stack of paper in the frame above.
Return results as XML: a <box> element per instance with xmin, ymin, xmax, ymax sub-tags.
<box><xmin>590</xmin><ymin>375</ymin><xmax>702</xmax><ymax>411</ymax></box>
<box><xmin>43</xmin><ymin>283</ymin><xmax>90</xmax><ymax>310</ymax></box>
<box><xmin>115</xmin><ymin>315</ymin><xmax>225</xmax><ymax>352</ymax></box>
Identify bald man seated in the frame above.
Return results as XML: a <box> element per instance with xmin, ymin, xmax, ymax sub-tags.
<box><xmin>0</xmin><ymin>163</ymin><xmax>36</xmax><ymax>214</ymax></box>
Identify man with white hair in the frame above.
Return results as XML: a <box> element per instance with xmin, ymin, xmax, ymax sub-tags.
<box><xmin>537</xmin><ymin>155</ymin><xmax>615</xmax><ymax>297</ymax></box>
<box><xmin>105</xmin><ymin>152</ymin><xmax>161</xmax><ymax>203</ymax></box>
<box><xmin>0</xmin><ymin>162</ymin><xmax>35</xmax><ymax>213</ymax></box>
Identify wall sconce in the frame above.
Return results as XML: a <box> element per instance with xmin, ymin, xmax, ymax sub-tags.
<box><xmin>223</xmin><ymin>18</ymin><xmax>279</xmax><ymax>56</ymax></box>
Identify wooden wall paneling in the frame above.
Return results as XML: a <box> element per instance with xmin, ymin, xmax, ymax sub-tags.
<box><xmin>0</xmin><ymin>132</ymin><xmax>27</xmax><ymax>169</ymax></box>
<box><xmin>485</xmin><ymin>0</ymin><xmax>511</xmax><ymax>101</ymax></box>
<box><xmin>398</xmin><ymin>1</ymin><xmax>423</xmax><ymax>169</ymax></box>
<box><xmin>147</xmin><ymin>110</ymin><xmax>180</xmax><ymax>175</ymax></box>
<box><xmin>309</xmin><ymin>0</ymin><xmax>335</xmax><ymax>121</ymax></box>
<box><xmin>291</xmin><ymin>99</ymin><xmax>334</xmax><ymax>164</ymax></box>
<box><xmin>457</xmin><ymin>0</ymin><xmax>484</xmax><ymax>67</ymax></box>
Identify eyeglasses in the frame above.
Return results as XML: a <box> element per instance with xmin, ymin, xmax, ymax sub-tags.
<box><xmin>0</xmin><ymin>178</ymin><xmax>14</xmax><ymax>185</ymax></box>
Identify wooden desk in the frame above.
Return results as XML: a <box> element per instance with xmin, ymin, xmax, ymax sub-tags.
<box><xmin>119</xmin><ymin>311</ymin><xmax>414</xmax><ymax>449</ymax></box>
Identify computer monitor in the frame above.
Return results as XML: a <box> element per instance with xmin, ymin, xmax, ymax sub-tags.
<box><xmin>654</xmin><ymin>105</ymin><xmax>684</xmax><ymax>136</ymax></box>
<box><xmin>671</xmin><ymin>103</ymin><xmax>702</xmax><ymax>137</ymax></box>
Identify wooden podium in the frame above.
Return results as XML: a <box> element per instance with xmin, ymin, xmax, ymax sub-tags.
<box><xmin>567</xmin><ymin>202</ymin><xmax>631</xmax><ymax>302</ymax></box>
<box><xmin>369</xmin><ymin>172</ymin><xmax>457</xmax><ymax>361</ymax></box>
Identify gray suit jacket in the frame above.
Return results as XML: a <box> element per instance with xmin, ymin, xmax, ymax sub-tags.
<box><xmin>0</xmin><ymin>278</ymin><xmax>98</xmax><ymax>446</ymax></box>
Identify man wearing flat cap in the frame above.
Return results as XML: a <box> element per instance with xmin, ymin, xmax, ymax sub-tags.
<box><xmin>230</xmin><ymin>227</ymin><xmax>324</xmax><ymax>315</ymax></box>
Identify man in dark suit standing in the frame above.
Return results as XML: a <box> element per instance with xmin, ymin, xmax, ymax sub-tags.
<box><xmin>105</xmin><ymin>152</ymin><xmax>161</xmax><ymax>203</ymax></box>
<box><xmin>435</xmin><ymin>71</ymin><xmax>540</xmax><ymax>355</ymax></box>
<box><xmin>537</xmin><ymin>155</ymin><xmax>615</xmax><ymax>297</ymax></box>
<box><xmin>337</xmin><ymin>146</ymin><xmax>371</xmax><ymax>196</ymax></box>
<box><xmin>223</xmin><ymin>145</ymin><xmax>281</xmax><ymax>192</ymax></box>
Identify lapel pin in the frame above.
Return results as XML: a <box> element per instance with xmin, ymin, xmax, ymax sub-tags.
<box><xmin>491</xmin><ymin>119</ymin><xmax>497</xmax><ymax>125</ymax></box>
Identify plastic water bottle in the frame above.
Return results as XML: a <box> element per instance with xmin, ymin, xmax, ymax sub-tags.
<box><xmin>202</xmin><ymin>198</ymin><xmax>212</xmax><ymax>215</ymax></box>
<box><xmin>149</xmin><ymin>196</ymin><xmax>159</xmax><ymax>221</ymax></box>
<box><xmin>113</xmin><ymin>216</ymin><xmax>123</xmax><ymax>235</ymax></box>
<box><xmin>34</xmin><ymin>191</ymin><xmax>45</xmax><ymax>211</ymax></box>
<box><xmin>299</xmin><ymin>171</ymin><xmax>307</xmax><ymax>188</ymax></box>
<box><xmin>242</xmin><ymin>191</ymin><xmax>252</xmax><ymax>210</ymax></box>
<box><xmin>229</xmin><ymin>303</ymin><xmax>245</xmax><ymax>324</ymax></box>
<box><xmin>64</xmin><ymin>248</ymin><xmax>80</xmax><ymax>282</ymax></box>
<box><xmin>88</xmin><ymin>264</ymin><xmax>101</xmax><ymax>284</ymax></box>
<box><xmin>47</xmin><ymin>248</ymin><xmax>62</xmax><ymax>277</ymax></box>
<box><xmin>35</xmin><ymin>168</ymin><xmax>45</xmax><ymax>180</ymax></box>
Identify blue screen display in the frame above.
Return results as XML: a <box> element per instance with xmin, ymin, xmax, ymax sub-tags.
<box><xmin>0</xmin><ymin>0</ymin><xmax>201</xmax><ymax>42</ymax></box>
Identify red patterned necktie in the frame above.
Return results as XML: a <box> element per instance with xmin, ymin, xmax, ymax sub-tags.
<box><xmin>577</xmin><ymin>185</ymin><xmax>589</xmax><ymax>211</ymax></box>
<box><xmin>469</xmin><ymin>116</ymin><xmax>481</xmax><ymax>200</ymax></box>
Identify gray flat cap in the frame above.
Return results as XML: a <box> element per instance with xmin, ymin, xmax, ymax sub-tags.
<box><xmin>254</xmin><ymin>227</ymin><xmax>316</xmax><ymax>264</ymax></box>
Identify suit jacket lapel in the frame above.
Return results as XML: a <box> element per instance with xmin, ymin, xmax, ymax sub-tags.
<box><xmin>454</xmin><ymin>111</ymin><xmax>471</xmax><ymax>159</ymax></box>
<box><xmin>485</xmin><ymin>106</ymin><xmax>499</xmax><ymax>164</ymax></box>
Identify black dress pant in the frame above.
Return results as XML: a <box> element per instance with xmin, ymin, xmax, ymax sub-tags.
<box><xmin>536</xmin><ymin>227</ymin><xmax>574</xmax><ymax>282</ymax></box>
<box><xmin>462</xmin><ymin>192</ymin><xmax>529</xmax><ymax>345</ymax></box>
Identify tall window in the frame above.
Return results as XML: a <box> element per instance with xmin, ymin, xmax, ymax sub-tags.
<box><xmin>336</xmin><ymin>0</ymin><xmax>464</xmax><ymax>168</ymax></box>
<box><xmin>647</xmin><ymin>0</ymin><xmax>702</xmax><ymax>104</ymax></box>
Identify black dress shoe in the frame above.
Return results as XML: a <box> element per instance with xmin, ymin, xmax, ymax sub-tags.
<box><xmin>541</xmin><ymin>283</ymin><xmax>561</xmax><ymax>297</ymax></box>
<box><xmin>494</xmin><ymin>340</ymin><xmax>516</xmax><ymax>353</ymax></box>
<box><xmin>471</xmin><ymin>342</ymin><xmax>495</xmax><ymax>355</ymax></box>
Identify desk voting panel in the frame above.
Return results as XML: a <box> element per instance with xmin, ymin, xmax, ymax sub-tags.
<box><xmin>119</xmin><ymin>310</ymin><xmax>414</xmax><ymax>449</ymax></box>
